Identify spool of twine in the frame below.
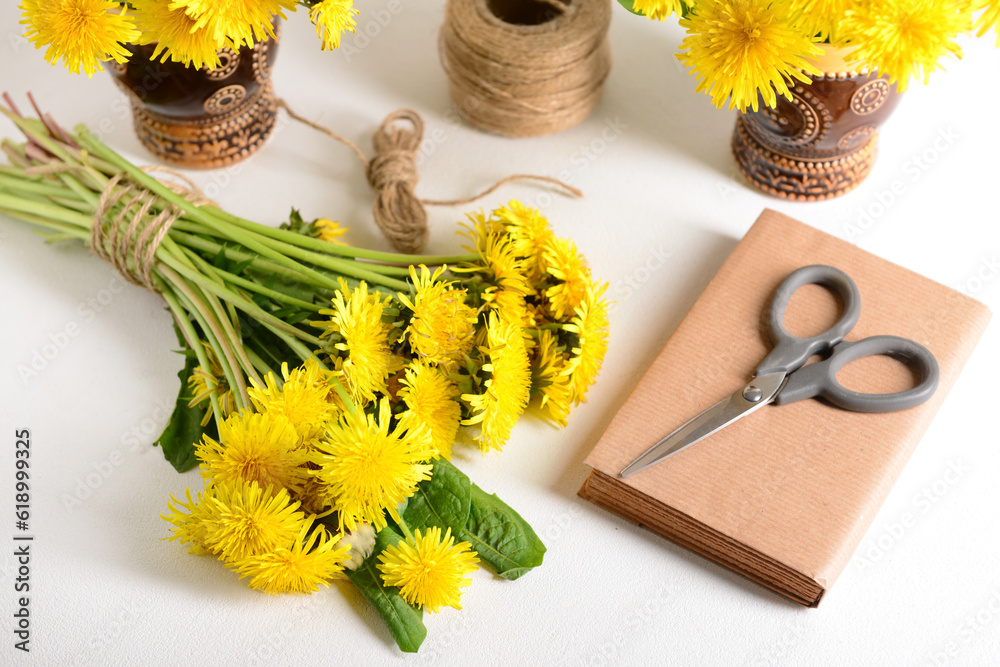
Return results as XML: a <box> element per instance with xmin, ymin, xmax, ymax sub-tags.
<box><xmin>440</xmin><ymin>0</ymin><xmax>612</xmax><ymax>137</ymax></box>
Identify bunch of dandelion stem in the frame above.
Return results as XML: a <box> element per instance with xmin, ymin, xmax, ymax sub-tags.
<box><xmin>0</xmin><ymin>102</ymin><xmax>477</xmax><ymax>424</ymax></box>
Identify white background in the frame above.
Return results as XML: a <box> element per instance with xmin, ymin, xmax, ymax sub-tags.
<box><xmin>1</xmin><ymin>2</ymin><xmax>999</xmax><ymax>665</ymax></box>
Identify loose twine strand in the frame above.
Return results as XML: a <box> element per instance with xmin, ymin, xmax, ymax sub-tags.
<box><xmin>276</xmin><ymin>99</ymin><xmax>583</xmax><ymax>254</ymax></box>
<box><xmin>90</xmin><ymin>167</ymin><xmax>213</xmax><ymax>290</ymax></box>
<box><xmin>440</xmin><ymin>0</ymin><xmax>612</xmax><ymax>137</ymax></box>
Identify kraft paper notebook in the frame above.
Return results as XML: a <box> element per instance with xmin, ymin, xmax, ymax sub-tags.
<box><xmin>579</xmin><ymin>209</ymin><xmax>991</xmax><ymax>607</ymax></box>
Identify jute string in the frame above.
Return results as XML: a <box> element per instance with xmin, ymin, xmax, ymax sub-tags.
<box><xmin>440</xmin><ymin>0</ymin><xmax>612</xmax><ymax>137</ymax></box>
<box><xmin>90</xmin><ymin>167</ymin><xmax>213</xmax><ymax>290</ymax></box>
<box><xmin>277</xmin><ymin>99</ymin><xmax>583</xmax><ymax>254</ymax></box>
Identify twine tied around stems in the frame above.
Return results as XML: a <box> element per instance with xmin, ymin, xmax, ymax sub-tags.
<box><xmin>277</xmin><ymin>100</ymin><xmax>583</xmax><ymax>254</ymax></box>
<box><xmin>90</xmin><ymin>168</ymin><xmax>212</xmax><ymax>290</ymax></box>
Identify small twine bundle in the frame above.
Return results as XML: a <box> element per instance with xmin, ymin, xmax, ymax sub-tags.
<box><xmin>440</xmin><ymin>0</ymin><xmax>613</xmax><ymax>137</ymax></box>
<box><xmin>278</xmin><ymin>100</ymin><xmax>582</xmax><ymax>254</ymax></box>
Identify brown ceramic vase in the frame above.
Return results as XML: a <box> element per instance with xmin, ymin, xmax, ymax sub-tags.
<box><xmin>109</xmin><ymin>26</ymin><xmax>280</xmax><ymax>169</ymax></box>
<box><xmin>732</xmin><ymin>47</ymin><xmax>901</xmax><ymax>201</ymax></box>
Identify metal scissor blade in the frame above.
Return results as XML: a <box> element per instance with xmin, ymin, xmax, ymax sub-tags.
<box><xmin>619</xmin><ymin>373</ymin><xmax>786</xmax><ymax>478</ymax></box>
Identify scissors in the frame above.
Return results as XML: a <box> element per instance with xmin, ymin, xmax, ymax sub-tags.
<box><xmin>620</xmin><ymin>264</ymin><xmax>940</xmax><ymax>478</ymax></box>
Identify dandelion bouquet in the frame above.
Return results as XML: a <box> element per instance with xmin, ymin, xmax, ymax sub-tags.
<box><xmin>0</xmin><ymin>98</ymin><xmax>609</xmax><ymax>652</ymax></box>
<box><xmin>622</xmin><ymin>0</ymin><xmax>1000</xmax><ymax>112</ymax></box>
<box><xmin>19</xmin><ymin>0</ymin><xmax>360</xmax><ymax>76</ymax></box>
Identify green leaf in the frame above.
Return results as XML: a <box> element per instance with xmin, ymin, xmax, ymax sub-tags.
<box><xmin>152</xmin><ymin>324</ymin><xmax>213</xmax><ymax>473</ymax></box>
<box><xmin>402</xmin><ymin>457</ymin><xmax>472</xmax><ymax>535</ymax></box>
<box><xmin>459</xmin><ymin>484</ymin><xmax>546</xmax><ymax>580</ymax></box>
<box><xmin>616</xmin><ymin>0</ymin><xmax>643</xmax><ymax>15</ymax></box>
<box><xmin>346</xmin><ymin>527</ymin><xmax>426</xmax><ymax>653</ymax></box>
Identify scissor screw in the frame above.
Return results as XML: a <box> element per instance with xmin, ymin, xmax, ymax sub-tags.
<box><xmin>743</xmin><ymin>385</ymin><xmax>763</xmax><ymax>402</ymax></box>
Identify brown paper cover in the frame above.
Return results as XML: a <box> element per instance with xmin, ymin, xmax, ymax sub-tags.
<box><xmin>579</xmin><ymin>209</ymin><xmax>991</xmax><ymax>606</ymax></box>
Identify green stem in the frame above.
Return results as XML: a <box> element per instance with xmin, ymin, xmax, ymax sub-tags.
<box><xmin>181</xmin><ymin>250</ymin><xmax>264</xmax><ymax>388</ymax></box>
<box><xmin>158</xmin><ymin>263</ymin><xmax>249</xmax><ymax>412</ymax></box>
<box><xmin>396</xmin><ymin>516</ymin><xmax>415</xmax><ymax>543</ymax></box>
<box><xmin>241</xmin><ymin>232</ymin><xmax>412</xmax><ymax>289</ymax></box>
<box><xmin>0</xmin><ymin>192</ymin><xmax>92</xmax><ymax>227</ymax></box>
<box><xmin>243</xmin><ymin>346</ymin><xmax>277</xmax><ymax>381</ymax></box>
<box><xmin>170</xmin><ymin>227</ymin><xmax>336</xmax><ymax>292</ymax></box>
<box><xmin>212</xmin><ymin>207</ymin><xmax>478</xmax><ymax>265</ymax></box>
<box><xmin>187</xmin><ymin>248</ymin><xmax>322</xmax><ymax>312</ymax></box>
<box><xmin>0</xmin><ymin>208</ymin><xmax>89</xmax><ymax>240</ymax></box>
<box><xmin>157</xmin><ymin>250</ymin><xmax>324</xmax><ymax>347</ymax></box>
<box><xmin>157</xmin><ymin>277</ymin><xmax>224</xmax><ymax>425</ymax></box>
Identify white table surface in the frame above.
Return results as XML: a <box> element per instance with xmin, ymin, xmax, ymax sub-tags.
<box><xmin>2</xmin><ymin>3</ymin><xmax>999</xmax><ymax>665</ymax></box>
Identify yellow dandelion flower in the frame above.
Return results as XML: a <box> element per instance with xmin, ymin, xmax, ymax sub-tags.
<box><xmin>495</xmin><ymin>200</ymin><xmax>554</xmax><ymax>281</ymax></box>
<box><xmin>187</xmin><ymin>345</ymin><xmax>237</xmax><ymax>426</ymax></box>
<box><xmin>564</xmin><ymin>282</ymin><xmax>610</xmax><ymax>404</ymax></box>
<box><xmin>785</xmin><ymin>0</ymin><xmax>851</xmax><ymax>40</ymax></box>
<box><xmin>462</xmin><ymin>312</ymin><xmax>532</xmax><ymax>453</ymax></box>
<box><xmin>196</xmin><ymin>411</ymin><xmax>310</xmax><ymax>494</ymax></box>
<box><xmin>311</xmin><ymin>399</ymin><xmax>436</xmax><ymax>532</ymax></box>
<box><xmin>531</xmin><ymin>330</ymin><xmax>572</xmax><ymax>427</ymax></box>
<box><xmin>631</xmin><ymin>0</ymin><xmax>686</xmax><ymax>21</ymax></box>
<box><xmin>130</xmin><ymin>0</ymin><xmax>221</xmax><ymax>70</ymax></box>
<box><xmin>313</xmin><ymin>218</ymin><xmax>349</xmax><ymax>245</ymax></box>
<box><xmin>677</xmin><ymin>0</ymin><xmax>823</xmax><ymax>112</ymax></box>
<box><xmin>377</xmin><ymin>527</ymin><xmax>479</xmax><ymax>613</ymax></box>
<box><xmin>169</xmin><ymin>0</ymin><xmax>296</xmax><ymax>49</ymax></box>
<box><xmin>837</xmin><ymin>0</ymin><xmax>970</xmax><ymax>91</ymax></box>
<box><xmin>202</xmin><ymin>480</ymin><xmax>308</xmax><ymax>562</ymax></box>
<box><xmin>975</xmin><ymin>0</ymin><xmax>1000</xmax><ymax>46</ymax></box>
<box><xmin>162</xmin><ymin>487</ymin><xmax>214</xmax><ymax>556</ymax></box>
<box><xmin>309</xmin><ymin>0</ymin><xmax>358</xmax><ymax>50</ymax></box>
<box><xmin>397</xmin><ymin>266</ymin><xmax>477</xmax><ymax>368</ymax></box>
<box><xmin>20</xmin><ymin>0</ymin><xmax>139</xmax><ymax>77</ymax></box>
<box><xmin>318</xmin><ymin>279</ymin><xmax>401</xmax><ymax>405</ymax></box>
<box><xmin>543</xmin><ymin>236</ymin><xmax>592</xmax><ymax>321</ymax></box>
<box><xmin>398</xmin><ymin>361</ymin><xmax>462</xmax><ymax>460</ymax></box>
<box><xmin>460</xmin><ymin>209</ymin><xmax>505</xmax><ymax>255</ymax></box>
<box><xmin>228</xmin><ymin>522</ymin><xmax>350</xmax><ymax>595</ymax></box>
<box><xmin>460</xmin><ymin>222</ymin><xmax>532</xmax><ymax>328</ymax></box>
<box><xmin>249</xmin><ymin>359</ymin><xmax>339</xmax><ymax>448</ymax></box>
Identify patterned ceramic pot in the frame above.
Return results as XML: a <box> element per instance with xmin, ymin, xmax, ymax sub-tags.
<box><xmin>109</xmin><ymin>25</ymin><xmax>280</xmax><ymax>169</ymax></box>
<box><xmin>731</xmin><ymin>46</ymin><xmax>901</xmax><ymax>201</ymax></box>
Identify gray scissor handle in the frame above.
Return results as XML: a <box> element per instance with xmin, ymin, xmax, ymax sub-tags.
<box><xmin>774</xmin><ymin>336</ymin><xmax>940</xmax><ymax>412</ymax></box>
<box><xmin>756</xmin><ymin>265</ymin><xmax>862</xmax><ymax>376</ymax></box>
